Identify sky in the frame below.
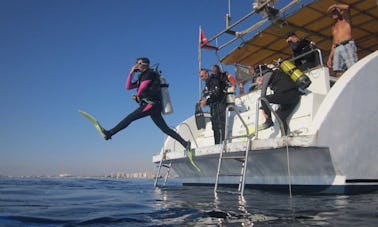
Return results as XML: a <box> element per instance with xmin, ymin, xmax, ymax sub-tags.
<box><xmin>0</xmin><ymin>0</ymin><xmax>293</xmax><ymax>177</ymax></box>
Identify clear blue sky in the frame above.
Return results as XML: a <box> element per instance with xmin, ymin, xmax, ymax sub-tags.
<box><xmin>0</xmin><ymin>0</ymin><xmax>292</xmax><ymax>177</ymax></box>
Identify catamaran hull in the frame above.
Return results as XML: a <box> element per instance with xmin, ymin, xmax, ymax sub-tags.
<box><xmin>153</xmin><ymin>51</ymin><xmax>378</xmax><ymax>194</ymax></box>
<box><xmin>166</xmin><ymin>146</ymin><xmax>377</xmax><ymax>194</ymax></box>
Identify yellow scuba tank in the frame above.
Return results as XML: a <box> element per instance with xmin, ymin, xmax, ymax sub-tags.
<box><xmin>280</xmin><ymin>60</ymin><xmax>311</xmax><ymax>89</ymax></box>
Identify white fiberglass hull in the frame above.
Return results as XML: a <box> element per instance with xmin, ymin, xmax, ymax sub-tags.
<box><xmin>153</xmin><ymin>51</ymin><xmax>378</xmax><ymax>194</ymax></box>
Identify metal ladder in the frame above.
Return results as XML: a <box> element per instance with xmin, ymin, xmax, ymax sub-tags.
<box><xmin>153</xmin><ymin>123</ymin><xmax>199</xmax><ymax>188</ymax></box>
<box><xmin>153</xmin><ymin>150</ymin><xmax>172</xmax><ymax>187</ymax></box>
<box><xmin>214</xmin><ymin>104</ymin><xmax>254</xmax><ymax>197</ymax></box>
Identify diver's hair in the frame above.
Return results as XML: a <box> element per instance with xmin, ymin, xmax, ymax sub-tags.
<box><xmin>212</xmin><ymin>64</ymin><xmax>221</xmax><ymax>72</ymax></box>
<box><xmin>137</xmin><ymin>57</ymin><xmax>150</xmax><ymax>66</ymax></box>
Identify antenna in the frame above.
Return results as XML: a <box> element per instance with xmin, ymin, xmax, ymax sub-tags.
<box><xmin>226</xmin><ymin>0</ymin><xmax>231</xmax><ymax>28</ymax></box>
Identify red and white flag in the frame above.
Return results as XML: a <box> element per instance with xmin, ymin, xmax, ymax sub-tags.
<box><xmin>200</xmin><ymin>28</ymin><xmax>217</xmax><ymax>50</ymax></box>
<box><xmin>200</xmin><ymin>29</ymin><xmax>209</xmax><ymax>48</ymax></box>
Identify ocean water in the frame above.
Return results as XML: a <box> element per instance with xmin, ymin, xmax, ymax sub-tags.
<box><xmin>0</xmin><ymin>178</ymin><xmax>377</xmax><ymax>226</ymax></box>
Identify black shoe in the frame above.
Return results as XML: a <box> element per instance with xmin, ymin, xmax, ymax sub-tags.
<box><xmin>262</xmin><ymin>119</ymin><xmax>274</xmax><ymax>129</ymax></box>
<box><xmin>104</xmin><ymin>132</ymin><xmax>112</xmax><ymax>141</ymax></box>
<box><xmin>100</xmin><ymin>127</ymin><xmax>112</xmax><ymax>140</ymax></box>
<box><xmin>185</xmin><ymin>141</ymin><xmax>191</xmax><ymax>152</ymax></box>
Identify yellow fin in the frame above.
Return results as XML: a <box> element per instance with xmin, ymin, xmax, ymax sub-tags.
<box><xmin>186</xmin><ymin>149</ymin><xmax>201</xmax><ymax>172</ymax></box>
<box><xmin>78</xmin><ymin>110</ymin><xmax>106</xmax><ymax>138</ymax></box>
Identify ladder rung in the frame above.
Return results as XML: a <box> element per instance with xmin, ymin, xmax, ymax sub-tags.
<box><xmin>218</xmin><ymin>173</ymin><xmax>243</xmax><ymax>177</ymax></box>
<box><xmin>215</xmin><ymin>189</ymin><xmax>241</xmax><ymax>195</ymax></box>
<box><xmin>161</xmin><ymin>164</ymin><xmax>171</xmax><ymax>168</ymax></box>
<box><xmin>221</xmin><ymin>155</ymin><xmax>246</xmax><ymax>160</ymax></box>
<box><xmin>226</xmin><ymin>134</ymin><xmax>254</xmax><ymax>140</ymax></box>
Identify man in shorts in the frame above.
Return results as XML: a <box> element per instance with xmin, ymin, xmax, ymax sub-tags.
<box><xmin>327</xmin><ymin>3</ymin><xmax>358</xmax><ymax>77</ymax></box>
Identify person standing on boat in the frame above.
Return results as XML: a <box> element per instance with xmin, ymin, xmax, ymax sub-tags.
<box><xmin>100</xmin><ymin>57</ymin><xmax>191</xmax><ymax>151</ymax></box>
<box><xmin>327</xmin><ymin>3</ymin><xmax>358</xmax><ymax>77</ymax></box>
<box><xmin>257</xmin><ymin>65</ymin><xmax>301</xmax><ymax>135</ymax></box>
<box><xmin>225</xmin><ymin>71</ymin><xmax>237</xmax><ymax>90</ymax></box>
<box><xmin>199</xmin><ymin>68</ymin><xmax>227</xmax><ymax>144</ymax></box>
<box><xmin>212</xmin><ymin>65</ymin><xmax>236</xmax><ymax>89</ymax></box>
<box><xmin>239</xmin><ymin>65</ymin><xmax>260</xmax><ymax>95</ymax></box>
<box><xmin>285</xmin><ymin>32</ymin><xmax>318</xmax><ymax>71</ymax></box>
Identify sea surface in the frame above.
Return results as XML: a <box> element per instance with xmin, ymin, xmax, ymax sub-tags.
<box><xmin>0</xmin><ymin>177</ymin><xmax>377</xmax><ymax>226</ymax></box>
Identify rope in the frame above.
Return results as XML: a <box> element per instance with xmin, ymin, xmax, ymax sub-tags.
<box><xmin>285</xmin><ymin>136</ymin><xmax>293</xmax><ymax>198</ymax></box>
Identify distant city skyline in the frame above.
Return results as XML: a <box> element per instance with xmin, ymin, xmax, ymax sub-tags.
<box><xmin>1</xmin><ymin>171</ymin><xmax>158</xmax><ymax>179</ymax></box>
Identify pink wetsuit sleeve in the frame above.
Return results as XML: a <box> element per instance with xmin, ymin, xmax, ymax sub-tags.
<box><xmin>137</xmin><ymin>80</ymin><xmax>152</xmax><ymax>97</ymax></box>
<box><xmin>125</xmin><ymin>73</ymin><xmax>137</xmax><ymax>90</ymax></box>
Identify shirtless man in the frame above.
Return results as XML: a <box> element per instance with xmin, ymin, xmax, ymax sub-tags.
<box><xmin>327</xmin><ymin>3</ymin><xmax>358</xmax><ymax>77</ymax></box>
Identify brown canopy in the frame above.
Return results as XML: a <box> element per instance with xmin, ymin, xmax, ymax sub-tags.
<box><xmin>221</xmin><ymin>0</ymin><xmax>378</xmax><ymax>66</ymax></box>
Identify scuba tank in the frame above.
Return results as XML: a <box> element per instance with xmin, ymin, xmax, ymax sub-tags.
<box><xmin>160</xmin><ymin>75</ymin><xmax>173</xmax><ymax>115</ymax></box>
<box><xmin>225</xmin><ymin>86</ymin><xmax>236</xmax><ymax>111</ymax></box>
<box><xmin>225</xmin><ymin>86</ymin><xmax>236</xmax><ymax>106</ymax></box>
<box><xmin>280</xmin><ymin>60</ymin><xmax>311</xmax><ymax>89</ymax></box>
<box><xmin>195</xmin><ymin>103</ymin><xmax>206</xmax><ymax>130</ymax></box>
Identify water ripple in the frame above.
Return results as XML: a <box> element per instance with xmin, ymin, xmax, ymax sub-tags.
<box><xmin>1</xmin><ymin>178</ymin><xmax>377</xmax><ymax>226</ymax></box>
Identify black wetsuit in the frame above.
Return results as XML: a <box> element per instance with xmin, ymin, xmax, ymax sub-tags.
<box><xmin>260</xmin><ymin>69</ymin><xmax>301</xmax><ymax>135</ymax></box>
<box><xmin>203</xmin><ymin>75</ymin><xmax>227</xmax><ymax>144</ymax></box>
<box><xmin>289</xmin><ymin>38</ymin><xmax>317</xmax><ymax>70</ymax></box>
<box><xmin>105</xmin><ymin>69</ymin><xmax>188</xmax><ymax>148</ymax></box>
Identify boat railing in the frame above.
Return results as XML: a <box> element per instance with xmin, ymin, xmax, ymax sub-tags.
<box><xmin>205</xmin><ymin>0</ymin><xmax>304</xmax><ymax>52</ymax></box>
<box><xmin>177</xmin><ymin>122</ymin><xmax>200</xmax><ymax>149</ymax></box>
<box><xmin>159</xmin><ymin>122</ymin><xmax>200</xmax><ymax>161</ymax></box>
<box><xmin>288</xmin><ymin>48</ymin><xmax>324</xmax><ymax>69</ymax></box>
<box><xmin>255</xmin><ymin>97</ymin><xmax>286</xmax><ymax>138</ymax></box>
<box><xmin>225</xmin><ymin>105</ymin><xmax>252</xmax><ymax>141</ymax></box>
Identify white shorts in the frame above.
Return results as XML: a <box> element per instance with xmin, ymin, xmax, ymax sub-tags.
<box><xmin>333</xmin><ymin>40</ymin><xmax>358</xmax><ymax>72</ymax></box>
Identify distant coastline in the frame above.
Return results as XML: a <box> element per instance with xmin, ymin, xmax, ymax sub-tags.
<box><xmin>0</xmin><ymin>171</ymin><xmax>171</xmax><ymax>179</ymax></box>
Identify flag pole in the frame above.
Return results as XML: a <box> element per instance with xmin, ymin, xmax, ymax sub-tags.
<box><xmin>198</xmin><ymin>25</ymin><xmax>202</xmax><ymax>100</ymax></box>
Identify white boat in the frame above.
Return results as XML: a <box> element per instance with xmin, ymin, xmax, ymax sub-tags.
<box><xmin>153</xmin><ymin>0</ymin><xmax>378</xmax><ymax>194</ymax></box>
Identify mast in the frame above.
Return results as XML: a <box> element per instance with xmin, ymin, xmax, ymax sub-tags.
<box><xmin>198</xmin><ymin>26</ymin><xmax>202</xmax><ymax>99</ymax></box>
<box><xmin>226</xmin><ymin>0</ymin><xmax>231</xmax><ymax>28</ymax></box>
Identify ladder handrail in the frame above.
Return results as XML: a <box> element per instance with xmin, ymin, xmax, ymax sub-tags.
<box><xmin>154</xmin><ymin>158</ymin><xmax>172</xmax><ymax>188</ymax></box>
<box><xmin>255</xmin><ymin>97</ymin><xmax>286</xmax><ymax>138</ymax></box>
<box><xmin>178</xmin><ymin>122</ymin><xmax>199</xmax><ymax>148</ymax></box>
<box><xmin>154</xmin><ymin>121</ymin><xmax>200</xmax><ymax>188</ymax></box>
<box><xmin>240</xmin><ymin>139</ymin><xmax>251</xmax><ymax>196</ymax></box>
